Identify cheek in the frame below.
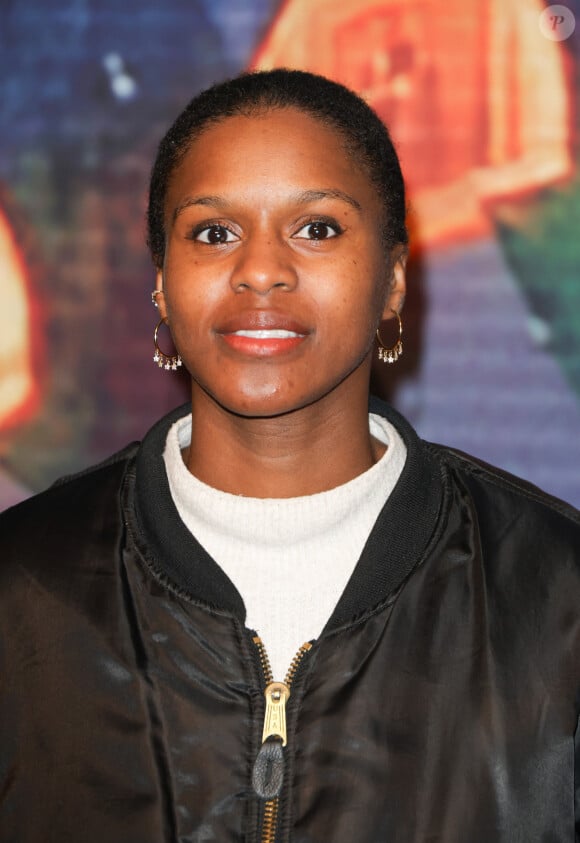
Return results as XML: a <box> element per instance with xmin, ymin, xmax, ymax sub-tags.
<box><xmin>163</xmin><ymin>261</ymin><xmax>220</xmax><ymax>322</ymax></box>
<box><xmin>345</xmin><ymin>259</ymin><xmax>389</xmax><ymax>319</ymax></box>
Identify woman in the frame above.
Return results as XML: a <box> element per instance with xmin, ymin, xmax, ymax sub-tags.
<box><xmin>0</xmin><ymin>69</ymin><xmax>579</xmax><ymax>843</ymax></box>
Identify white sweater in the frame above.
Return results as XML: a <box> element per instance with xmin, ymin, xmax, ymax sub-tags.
<box><xmin>164</xmin><ymin>413</ymin><xmax>406</xmax><ymax>680</ymax></box>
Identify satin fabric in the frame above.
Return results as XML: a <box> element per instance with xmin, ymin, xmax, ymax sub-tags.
<box><xmin>0</xmin><ymin>403</ymin><xmax>579</xmax><ymax>842</ymax></box>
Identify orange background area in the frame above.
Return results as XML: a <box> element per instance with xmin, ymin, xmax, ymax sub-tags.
<box><xmin>0</xmin><ymin>208</ymin><xmax>40</xmax><ymax>431</ymax></box>
<box><xmin>252</xmin><ymin>0</ymin><xmax>573</xmax><ymax>245</ymax></box>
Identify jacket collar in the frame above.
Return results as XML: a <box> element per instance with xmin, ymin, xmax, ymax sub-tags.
<box><xmin>132</xmin><ymin>397</ymin><xmax>445</xmax><ymax>631</ymax></box>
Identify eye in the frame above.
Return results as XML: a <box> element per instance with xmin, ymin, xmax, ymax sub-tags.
<box><xmin>294</xmin><ymin>220</ymin><xmax>342</xmax><ymax>241</ymax></box>
<box><xmin>192</xmin><ymin>224</ymin><xmax>238</xmax><ymax>244</ymax></box>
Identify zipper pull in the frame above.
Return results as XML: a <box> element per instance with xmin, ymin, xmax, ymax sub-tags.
<box><xmin>252</xmin><ymin>738</ymin><xmax>284</xmax><ymax>800</ymax></box>
<box><xmin>262</xmin><ymin>682</ymin><xmax>290</xmax><ymax>746</ymax></box>
<box><xmin>252</xmin><ymin>682</ymin><xmax>290</xmax><ymax>800</ymax></box>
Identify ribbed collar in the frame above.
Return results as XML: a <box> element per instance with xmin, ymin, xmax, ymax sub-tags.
<box><xmin>132</xmin><ymin>397</ymin><xmax>446</xmax><ymax>632</ymax></box>
<box><xmin>163</xmin><ymin>413</ymin><xmax>406</xmax><ymax>546</ymax></box>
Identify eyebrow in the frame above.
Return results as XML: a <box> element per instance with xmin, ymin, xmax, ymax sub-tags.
<box><xmin>172</xmin><ymin>195</ymin><xmax>226</xmax><ymax>222</ymax></box>
<box><xmin>293</xmin><ymin>189</ymin><xmax>362</xmax><ymax>212</ymax></box>
<box><xmin>172</xmin><ymin>188</ymin><xmax>362</xmax><ymax>222</ymax></box>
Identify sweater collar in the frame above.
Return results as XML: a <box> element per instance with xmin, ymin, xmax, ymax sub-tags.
<box><xmin>163</xmin><ymin>412</ymin><xmax>406</xmax><ymax>547</ymax></box>
<box><xmin>132</xmin><ymin>397</ymin><xmax>445</xmax><ymax>632</ymax></box>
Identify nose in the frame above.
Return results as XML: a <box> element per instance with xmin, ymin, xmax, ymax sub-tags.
<box><xmin>229</xmin><ymin>235</ymin><xmax>298</xmax><ymax>294</ymax></box>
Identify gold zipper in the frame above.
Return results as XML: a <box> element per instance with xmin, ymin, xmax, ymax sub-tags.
<box><xmin>260</xmin><ymin>797</ymin><xmax>279</xmax><ymax>843</ymax></box>
<box><xmin>253</xmin><ymin>637</ymin><xmax>313</xmax><ymax>843</ymax></box>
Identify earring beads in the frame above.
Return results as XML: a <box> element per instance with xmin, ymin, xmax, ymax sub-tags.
<box><xmin>151</xmin><ymin>291</ymin><xmax>182</xmax><ymax>370</ymax></box>
<box><xmin>153</xmin><ymin>318</ymin><xmax>182</xmax><ymax>370</ymax></box>
<box><xmin>376</xmin><ymin>309</ymin><xmax>403</xmax><ymax>364</ymax></box>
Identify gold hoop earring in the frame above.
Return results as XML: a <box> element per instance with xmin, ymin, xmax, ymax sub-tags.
<box><xmin>153</xmin><ymin>318</ymin><xmax>182</xmax><ymax>371</ymax></box>
<box><xmin>376</xmin><ymin>309</ymin><xmax>403</xmax><ymax>364</ymax></box>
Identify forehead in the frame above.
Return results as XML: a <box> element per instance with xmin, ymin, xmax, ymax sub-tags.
<box><xmin>166</xmin><ymin>107</ymin><xmax>378</xmax><ymax>206</ymax></box>
<box><xmin>194</xmin><ymin>106</ymin><xmax>350</xmax><ymax>157</ymax></box>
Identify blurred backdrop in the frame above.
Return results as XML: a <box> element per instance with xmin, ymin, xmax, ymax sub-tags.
<box><xmin>1</xmin><ymin>0</ymin><xmax>579</xmax><ymax>509</ymax></box>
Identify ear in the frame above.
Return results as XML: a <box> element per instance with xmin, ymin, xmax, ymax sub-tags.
<box><xmin>381</xmin><ymin>245</ymin><xmax>407</xmax><ymax>322</ymax></box>
<box><xmin>154</xmin><ymin>269</ymin><xmax>169</xmax><ymax>320</ymax></box>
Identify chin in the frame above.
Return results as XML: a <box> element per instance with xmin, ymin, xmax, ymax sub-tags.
<box><xmin>207</xmin><ymin>383</ymin><xmax>316</xmax><ymax>420</ymax></box>
<box><xmin>228</xmin><ymin>395</ymin><xmax>305</xmax><ymax>420</ymax></box>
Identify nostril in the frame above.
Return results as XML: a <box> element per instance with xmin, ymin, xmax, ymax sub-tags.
<box><xmin>230</xmin><ymin>268</ymin><xmax>297</xmax><ymax>294</ymax></box>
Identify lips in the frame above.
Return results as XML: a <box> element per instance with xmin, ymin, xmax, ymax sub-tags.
<box><xmin>216</xmin><ymin>311</ymin><xmax>310</xmax><ymax>356</ymax></box>
<box><xmin>216</xmin><ymin>310</ymin><xmax>309</xmax><ymax>336</ymax></box>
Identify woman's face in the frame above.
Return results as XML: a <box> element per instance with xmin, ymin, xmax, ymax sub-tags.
<box><xmin>156</xmin><ymin>107</ymin><xmax>406</xmax><ymax>418</ymax></box>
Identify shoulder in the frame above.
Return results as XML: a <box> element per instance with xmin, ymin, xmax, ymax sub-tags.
<box><xmin>1</xmin><ymin>442</ymin><xmax>138</xmax><ymax>527</ymax></box>
<box><xmin>0</xmin><ymin>443</ymin><xmax>139</xmax><ymax>579</ymax></box>
<box><xmin>370</xmin><ymin>394</ymin><xmax>578</xmax><ymax>541</ymax></box>
<box><xmin>429</xmin><ymin>442</ymin><xmax>580</xmax><ymax>559</ymax></box>
<box><xmin>434</xmin><ymin>442</ymin><xmax>578</xmax><ymax>520</ymax></box>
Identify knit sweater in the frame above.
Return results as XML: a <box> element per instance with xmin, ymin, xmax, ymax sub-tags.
<box><xmin>164</xmin><ymin>413</ymin><xmax>407</xmax><ymax>678</ymax></box>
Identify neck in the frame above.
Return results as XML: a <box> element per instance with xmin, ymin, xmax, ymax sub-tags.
<box><xmin>185</xmin><ymin>382</ymin><xmax>384</xmax><ymax>498</ymax></box>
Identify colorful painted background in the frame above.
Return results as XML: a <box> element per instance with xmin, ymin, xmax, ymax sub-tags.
<box><xmin>1</xmin><ymin>0</ymin><xmax>579</xmax><ymax>509</ymax></box>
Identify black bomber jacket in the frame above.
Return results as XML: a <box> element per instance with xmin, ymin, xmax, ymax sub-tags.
<box><xmin>1</xmin><ymin>398</ymin><xmax>579</xmax><ymax>842</ymax></box>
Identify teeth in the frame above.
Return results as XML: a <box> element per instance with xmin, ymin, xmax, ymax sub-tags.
<box><xmin>232</xmin><ymin>329</ymin><xmax>301</xmax><ymax>338</ymax></box>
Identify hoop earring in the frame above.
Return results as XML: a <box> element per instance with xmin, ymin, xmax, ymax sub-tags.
<box><xmin>376</xmin><ymin>309</ymin><xmax>403</xmax><ymax>364</ymax></box>
<box><xmin>153</xmin><ymin>318</ymin><xmax>182</xmax><ymax>371</ymax></box>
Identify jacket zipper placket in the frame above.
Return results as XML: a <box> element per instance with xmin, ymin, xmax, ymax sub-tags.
<box><xmin>253</xmin><ymin>636</ymin><xmax>312</xmax><ymax>843</ymax></box>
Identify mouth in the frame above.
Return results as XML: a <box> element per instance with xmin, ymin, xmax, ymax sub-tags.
<box><xmin>217</xmin><ymin>310</ymin><xmax>309</xmax><ymax>335</ymax></box>
<box><xmin>217</xmin><ymin>317</ymin><xmax>309</xmax><ymax>357</ymax></box>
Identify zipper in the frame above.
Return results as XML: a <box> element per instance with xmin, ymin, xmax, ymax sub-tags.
<box><xmin>252</xmin><ymin>636</ymin><xmax>312</xmax><ymax>843</ymax></box>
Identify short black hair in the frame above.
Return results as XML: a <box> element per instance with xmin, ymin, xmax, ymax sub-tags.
<box><xmin>147</xmin><ymin>68</ymin><xmax>408</xmax><ymax>268</ymax></box>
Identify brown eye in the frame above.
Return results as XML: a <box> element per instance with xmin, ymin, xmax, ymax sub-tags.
<box><xmin>195</xmin><ymin>224</ymin><xmax>237</xmax><ymax>244</ymax></box>
<box><xmin>294</xmin><ymin>220</ymin><xmax>341</xmax><ymax>240</ymax></box>
<box><xmin>308</xmin><ymin>222</ymin><xmax>330</xmax><ymax>239</ymax></box>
